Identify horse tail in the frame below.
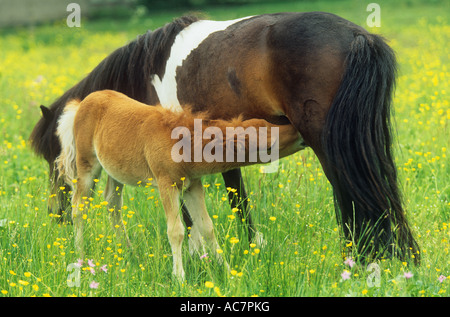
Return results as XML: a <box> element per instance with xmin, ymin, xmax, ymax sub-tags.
<box><xmin>55</xmin><ymin>99</ymin><xmax>80</xmax><ymax>188</ymax></box>
<box><xmin>322</xmin><ymin>33</ymin><xmax>420</xmax><ymax>263</ymax></box>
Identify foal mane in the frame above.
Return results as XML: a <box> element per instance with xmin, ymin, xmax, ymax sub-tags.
<box><xmin>158</xmin><ymin>106</ymin><xmax>246</xmax><ymax>132</ymax></box>
<box><xmin>30</xmin><ymin>15</ymin><xmax>200</xmax><ymax>170</ymax></box>
<box><xmin>158</xmin><ymin>105</ymin><xmax>268</xmax><ymax>152</ymax></box>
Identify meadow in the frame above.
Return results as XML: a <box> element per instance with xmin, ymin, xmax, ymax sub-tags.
<box><xmin>0</xmin><ymin>0</ymin><xmax>448</xmax><ymax>297</ymax></box>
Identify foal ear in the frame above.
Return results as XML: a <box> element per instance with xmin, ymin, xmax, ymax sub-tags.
<box><xmin>40</xmin><ymin>105</ymin><xmax>54</xmax><ymax>122</ymax></box>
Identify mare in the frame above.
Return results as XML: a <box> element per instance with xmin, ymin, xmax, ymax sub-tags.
<box><xmin>31</xmin><ymin>12</ymin><xmax>420</xmax><ymax>263</ymax></box>
<box><xmin>56</xmin><ymin>89</ymin><xmax>300</xmax><ymax>279</ymax></box>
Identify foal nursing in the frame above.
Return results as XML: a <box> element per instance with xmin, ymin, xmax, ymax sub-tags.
<box><xmin>56</xmin><ymin>90</ymin><xmax>300</xmax><ymax>279</ymax></box>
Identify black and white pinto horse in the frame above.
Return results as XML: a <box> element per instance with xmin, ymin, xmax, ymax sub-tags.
<box><xmin>31</xmin><ymin>12</ymin><xmax>419</xmax><ymax>263</ymax></box>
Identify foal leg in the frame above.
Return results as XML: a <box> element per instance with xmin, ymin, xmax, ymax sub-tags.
<box><xmin>183</xmin><ymin>179</ymin><xmax>221</xmax><ymax>260</ymax></box>
<box><xmin>159</xmin><ymin>180</ymin><xmax>185</xmax><ymax>280</ymax></box>
<box><xmin>104</xmin><ymin>176</ymin><xmax>131</xmax><ymax>248</ymax></box>
<box><xmin>72</xmin><ymin>165</ymin><xmax>100</xmax><ymax>257</ymax></box>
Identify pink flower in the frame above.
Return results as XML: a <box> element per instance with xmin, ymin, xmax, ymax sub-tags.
<box><xmin>88</xmin><ymin>259</ymin><xmax>95</xmax><ymax>267</ymax></box>
<box><xmin>100</xmin><ymin>265</ymin><xmax>108</xmax><ymax>273</ymax></box>
<box><xmin>89</xmin><ymin>281</ymin><xmax>99</xmax><ymax>289</ymax></box>
<box><xmin>341</xmin><ymin>270</ymin><xmax>351</xmax><ymax>281</ymax></box>
<box><xmin>438</xmin><ymin>275</ymin><xmax>446</xmax><ymax>283</ymax></box>
<box><xmin>75</xmin><ymin>259</ymin><xmax>83</xmax><ymax>268</ymax></box>
<box><xmin>200</xmin><ymin>253</ymin><xmax>209</xmax><ymax>260</ymax></box>
<box><xmin>344</xmin><ymin>257</ymin><xmax>355</xmax><ymax>268</ymax></box>
<box><xmin>403</xmin><ymin>272</ymin><xmax>413</xmax><ymax>279</ymax></box>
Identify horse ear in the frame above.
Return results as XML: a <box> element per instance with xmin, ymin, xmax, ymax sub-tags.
<box><xmin>40</xmin><ymin>105</ymin><xmax>54</xmax><ymax>122</ymax></box>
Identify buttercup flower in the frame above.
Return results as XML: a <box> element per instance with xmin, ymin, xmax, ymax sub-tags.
<box><xmin>205</xmin><ymin>281</ymin><xmax>214</xmax><ymax>288</ymax></box>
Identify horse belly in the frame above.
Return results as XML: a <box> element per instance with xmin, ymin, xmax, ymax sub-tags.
<box><xmin>97</xmin><ymin>153</ymin><xmax>152</xmax><ymax>185</ymax></box>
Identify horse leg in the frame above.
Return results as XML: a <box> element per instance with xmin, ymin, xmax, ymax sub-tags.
<box><xmin>159</xmin><ymin>179</ymin><xmax>185</xmax><ymax>280</ymax></box>
<box><xmin>45</xmin><ymin>161</ymin><xmax>71</xmax><ymax>223</ymax></box>
<box><xmin>182</xmin><ymin>179</ymin><xmax>221</xmax><ymax>259</ymax></box>
<box><xmin>181</xmin><ymin>202</ymin><xmax>193</xmax><ymax>233</ymax></box>
<box><xmin>48</xmin><ymin>170</ymin><xmax>72</xmax><ymax>223</ymax></box>
<box><xmin>222</xmin><ymin>168</ymin><xmax>264</xmax><ymax>245</ymax></box>
<box><xmin>104</xmin><ymin>176</ymin><xmax>131</xmax><ymax>248</ymax></box>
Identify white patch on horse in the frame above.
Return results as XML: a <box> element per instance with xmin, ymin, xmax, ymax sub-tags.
<box><xmin>55</xmin><ymin>102</ymin><xmax>79</xmax><ymax>186</ymax></box>
<box><xmin>151</xmin><ymin>16</ymin><xmax>253</xmax><ymax>111</ymax></box>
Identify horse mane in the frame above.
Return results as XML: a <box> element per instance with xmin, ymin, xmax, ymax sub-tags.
<box><xmin>30</xmin><ymin>15</ymin><xmax>200</xmax><ymax>170</ymax></box>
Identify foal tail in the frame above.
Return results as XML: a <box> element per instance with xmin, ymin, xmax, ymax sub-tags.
<box><xmin>322</xmin><ymin>33</ymin><xmax>420</xmax><ymax>263</ymax></box>
<box><xmin>55</xmin><ymin>99</ymin><xmax>80</xmax><ymax>188</ymax></box>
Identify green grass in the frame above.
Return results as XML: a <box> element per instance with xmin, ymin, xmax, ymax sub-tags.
<box><xmin>0</xmin><ymin>0</ymin><xmax>449</xmax><ymax>297</ymax></box>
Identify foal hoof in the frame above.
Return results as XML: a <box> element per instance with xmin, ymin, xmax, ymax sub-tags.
<box><xmin>173</xmin><ymin>270</ymin><xmax>186</xmax><ymax>282</ymax></box>
<box><xmin>252</xmin><ymin>231</ymin><xmax>266</xmax><ymax>248</ymax></box>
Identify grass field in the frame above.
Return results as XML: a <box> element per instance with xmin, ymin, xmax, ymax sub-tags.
<box><xmin>0</xmin><ymin>0</ymin><xmax>448</xmax><ymax>297</ymax></box>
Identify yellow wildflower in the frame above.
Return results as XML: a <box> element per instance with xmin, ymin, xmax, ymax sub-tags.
<box><xmin>205</xmin><ymin>281</ymin><xmax>214</xmax><ymax>288</ymax></box>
